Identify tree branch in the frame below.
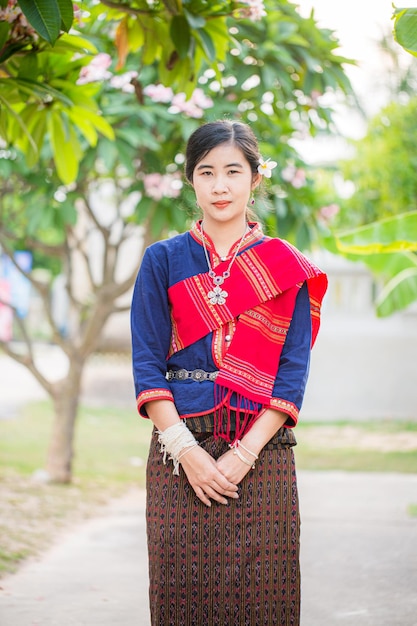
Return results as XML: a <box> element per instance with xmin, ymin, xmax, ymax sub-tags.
<box><xmin>0</xmin><ymin>229</ymin><xmax>65</xmax><ymax>258</ymax></box>
<box><xmin>0</xmin><ymin>340</ymin><xmax>56</xmax><ymax>396</ymax></box>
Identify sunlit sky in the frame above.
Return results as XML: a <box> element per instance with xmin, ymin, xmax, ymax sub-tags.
<box><xmin>296</xmin><ymin>0</ymin><xmax>416</xmax><ymax>108</ymax></box>
<box><xmin>291</xmin><ymin>0</ymin><xmax>417</xmax><ymax>160</ymax></box>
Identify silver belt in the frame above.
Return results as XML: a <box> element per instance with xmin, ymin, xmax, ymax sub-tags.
<box><xmin>166</xmin><ymin>368</ymin><xmax>219</xmax><ymax>382</ymax></box>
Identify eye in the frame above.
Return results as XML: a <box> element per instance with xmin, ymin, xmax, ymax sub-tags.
<box><xmin>228</xmin><ymin>169</ymin><xmax>240</xmax><ymax>175</ymax></box>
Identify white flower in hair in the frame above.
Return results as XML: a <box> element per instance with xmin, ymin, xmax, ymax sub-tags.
<box><xmin>258</xmin><ymin>158</ymin><xmax>277</xmax><ymax>178</ymax></box>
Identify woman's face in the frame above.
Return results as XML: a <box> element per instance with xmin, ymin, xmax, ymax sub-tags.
<box><xmin>192</xmin><ymin>142</ymin><xmax>260</xmax><ymax>231</ymax></box>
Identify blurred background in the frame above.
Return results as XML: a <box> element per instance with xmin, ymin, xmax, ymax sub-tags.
<box><xmin>0</xmin><ymin>1</ymin><xmax>416</xmax><ymax>624</ymax></box>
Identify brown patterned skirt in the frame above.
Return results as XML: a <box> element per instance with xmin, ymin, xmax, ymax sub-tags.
<box><xmin>146</xmin><ymin>415</ymin><xmax>300</xmax><ymax>626</ymax></box>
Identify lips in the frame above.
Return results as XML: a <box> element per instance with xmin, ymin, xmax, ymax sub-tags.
<box><xmin>212</xmin><ymin>201</ymin><xmax>231</xmax><ymax>208</ymax></box>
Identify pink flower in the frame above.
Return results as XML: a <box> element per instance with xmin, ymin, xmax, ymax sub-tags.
<box><xmin>109</xmin><ymin>71</ymin><xmax>138</xmax><ymax>93</ymax></box>
<box><xmin>77</xmin><ymin>53</ymin><xmax>112</xmax><ymax>85</ymax></box>
<box><xmin>281</xmin><ymin>165</ymin><xmax>306</xmax><ymax>189</ymax></box>
<box><xmin>318</xmin><ymin>204</ymin><xmax>340</xmax><ymax>224</ymax></box>
<box><xmin>143</xmin><ymin>173</ymin><xmax>182</xmax><ymax>201</ymax></box>
<box><xmin>240</xmin><ymin>0</ymin><xmax>267</xmax><ymax>21</ymax></box>
<box><xmin>143</xmin><ymin>84</ymin><xmax>174</xmax><ymax>103</ymax></box>
<box><xmin>190</xmin><ymin>88</ymin><xmax>214</xmax><ymax>110</ymax></box>
<box><xmin>0</xmin><ymin>0</ymin><xmax>20</xmax><ymax>23</ymax></box>
<box><xmin>169</xmin><ymin>89</ymin><xmax>213</xmax><ymax>119</ymax></box>
<box><xmin>142</xmin><ymin>84</ymin><xmax>213</xmax><ymax>118</ymax></box>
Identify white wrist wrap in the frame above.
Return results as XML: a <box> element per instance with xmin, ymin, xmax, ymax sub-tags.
<box><xmin>157</xmin><ymin>422</ymin><xmax>198</xmax><ymax>475</ymax></box>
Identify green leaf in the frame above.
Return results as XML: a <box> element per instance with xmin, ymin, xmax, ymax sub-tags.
<box><xmin>54</xmin><ymin>33</ymin><xmax>98</xmax><ymax>54</ymax></box>
<box><xmin>376</xmin><ymin>265</ymin><xmax>417</xmax><ymax>316</ymax></box>
<box><xmin>25</xmin><ymin>112</ymin><xmax>47</xmax><ymax>167</ymax></box>
<box><xmin>184</xmin><ymin>10</ymin><xmax>206</xmax><ymax>29</ymax></box>
<box><xmin>11</xmin><ymin>77</ymin><xmax>74</xmax><ymax>107</ymax></box>
<box><xmin>77</xmin><ymin>108</ymin><xmax>115</xmax><ymax>141</ymax></box>
<box><xmin>0</xmin><ymin>41</ymin><xmax>27</xmax><ymax>64</ymax></box>
<box><xmin>18</xmin><ymin>0</ymin><xmax>61</xmax><ymax>45</ymax></box>
<box><xmin>126</xmin><ymin>17</ymin><xmax>145</xmax><ymax>51</ymax></box>
<box><xmin>47</xmin><ymin>110</ymin><xmax>80</xmax><ymax>184</ymax></box>
<box><xmin>0</xmin><ymin>21</ymin><xmax>10</xmax><ymax>52</ymax></box>
<box><xmin>97</xmin><ymin>137</ymin><xmax>118</xmax><ymax>171</ymax></box>
<box><xmin>57</xmin><ymin>0</ymin><xmax>74</xmax><ymax>32</ymax></box>
<box><xmin>334</xmin><ymin>212</ymin><xmax>417</xmax><ymax>255</ymax></box>
<box><xmin>195</xmin><ymin>27</ymin><xmax>215</xmax><ymax>61</ymax></box>
<box><xmin>394</xmin><ymin>9</ymin><xmax>417</xmax><ymax>55</ymax></box>
<box><xmin>0</xmin><ymin>93</ymin><xmax>38</xmax><ymax>154</ymax></box>
<box><xmin>17</xmin><ymin>54</ymin><xmax>39</xmax><ymax>80</ymax></box>
<box><xmin>67</xmin><ymin>107</ymin><xmax>98</xmax><ymax>146</ymax></box>
<box><xmin>170</xmin><ymin>15</ymin><xmax>191</xmax><ymax>60</ymax></box>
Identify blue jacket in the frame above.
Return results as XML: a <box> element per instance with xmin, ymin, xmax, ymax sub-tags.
<box><xmin>131</xmin><ymin>223</ymin><xmax>312</xmax><ymax>427</ymax></box>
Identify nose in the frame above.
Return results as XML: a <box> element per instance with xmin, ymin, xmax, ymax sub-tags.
<box><xmin>212</xmin><ymin>175</ymin><xmax>229</xmax><ymax>194</ymax></box>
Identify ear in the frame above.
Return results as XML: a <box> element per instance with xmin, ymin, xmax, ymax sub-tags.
<box><xmin>251</xmin><ymin>173</ymin><xmax>262</xmax><ymax>190</ymax></box>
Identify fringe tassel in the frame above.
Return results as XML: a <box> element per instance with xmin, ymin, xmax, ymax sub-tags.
<box><xmin>214</xmin><ymin>385</ymin><xmax>261</xmax><ymax>443</ymax></box>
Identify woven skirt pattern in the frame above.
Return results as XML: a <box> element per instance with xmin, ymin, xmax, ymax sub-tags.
<box><xmin>146</xmin><ymin>422</ymin><xmax>300</xmax><ymax>626</ymax></box>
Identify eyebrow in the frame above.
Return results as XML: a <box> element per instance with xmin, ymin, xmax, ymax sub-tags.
<box><xmin>196</xmin><ymin>162</ymin><xmax>244</xmax><ymax>170</ymax></box>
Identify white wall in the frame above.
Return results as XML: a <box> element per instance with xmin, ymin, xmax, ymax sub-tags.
<box><xmin>302</xmin><ymin>252</ymin><xmax>417</xmax><ymax>421</ymax></box>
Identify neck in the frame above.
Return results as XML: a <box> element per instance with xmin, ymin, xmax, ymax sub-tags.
<box><xmin>202</xmin><ymin>219</ymin><xmax>248</xmax><ymax>257</ymax></box>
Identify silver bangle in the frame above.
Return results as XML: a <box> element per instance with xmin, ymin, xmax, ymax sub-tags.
<box><xmin>229</xmin><ymin>442</ymin><xmax>256</xmax><ymax>469</ymax></box>
<box><xmin>236</xmin><ymin>440</ymin><xmax>259</xmax><ymax>461</ymax></box>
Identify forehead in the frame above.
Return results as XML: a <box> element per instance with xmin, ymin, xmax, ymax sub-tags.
<box><xmin>196</xmin><ymin>143</ymin><xmax>248</xmax><ymax>168</ymax></box>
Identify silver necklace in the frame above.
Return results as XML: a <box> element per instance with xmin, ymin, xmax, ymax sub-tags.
<box><xmin>201</xmin><ymin>222</ymin><xmax>247</xmax><ymax>305</ymax></box>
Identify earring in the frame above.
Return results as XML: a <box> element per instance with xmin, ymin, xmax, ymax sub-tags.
<box><xmin>250</xmin><ymin>194</ymin><xmax>255</xmax><ymax>206</ymax></box>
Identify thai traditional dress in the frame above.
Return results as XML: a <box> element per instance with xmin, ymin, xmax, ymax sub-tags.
<box><xmin>131</xmin><ymin>221</ymin><xmax>327</xmax><ymax>626</ymax></box>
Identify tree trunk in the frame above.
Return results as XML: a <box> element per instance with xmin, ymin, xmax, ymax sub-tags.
<box><xmin>46</xmin><ymin>361</ymin><xmax>84</xmax><ymax>483</ymax></box>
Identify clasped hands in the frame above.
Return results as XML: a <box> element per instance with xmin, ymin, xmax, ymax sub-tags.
<box><xmin>179</xmin><ymin>444</ymin><xmax>253</xmax><ymax>507</ymax></box>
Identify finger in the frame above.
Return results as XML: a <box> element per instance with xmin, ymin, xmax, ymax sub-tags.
<box><xmin>194</xmin><ymin>486</ymin><xmax>212</xmax><ymax>507</ymax></box>
<box><xmin>214</xmin><ymin>478</ymin><xmax>239</xmax><ymax>495</ymax></box>
<box><xmin>203</xmin><ymin>485</ymin><xmax>229</xmax><ymax>506</ymax></box>
<box><xmin>212</xmin><ymin>480</ymin><xmax>239</xmax><ymax>499</ymax></box>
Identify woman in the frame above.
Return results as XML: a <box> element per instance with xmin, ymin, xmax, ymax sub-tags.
<box><xmin>131</xmin><ymin>120</ymin><xmax>327</xmax><ymax>625</ymax></box>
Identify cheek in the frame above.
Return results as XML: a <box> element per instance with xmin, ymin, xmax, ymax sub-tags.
<box><xmin>193</xmin><ymin>181</ymin><xmax>208</xmax><ymax>197</ymax></box>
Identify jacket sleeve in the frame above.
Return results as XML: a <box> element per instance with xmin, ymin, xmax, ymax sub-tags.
<box><xmin>130</xmin><ymin>245</ymin><xmax>174</xmax><ymax>417</ymax></box>
<box><xmin>266</xmin><ymin>282</ymin><xmax>312</xmax><ymax>427</ymax></box>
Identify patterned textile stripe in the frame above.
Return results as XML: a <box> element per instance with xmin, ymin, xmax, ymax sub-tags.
<box><xmin>269</xmin><ymin>398</ymin><xmax>299</xmax><ymax>424</ymax></box>
<box><xmin>280</xmin><ymin>239</ymin><xmax>319</xmax><ymax>278</ymax></box>
<box><xmin>146</xmin><ymin>428</ymin><xmax>301</xmax><ymax>626</ymax></box>
<box><xmin>137</xmin><ymin>388</ymin><xmax>173</xmax><ymax>409</ymax></box>
<box><xmin>237</xmin><ymin>248</ymin><xmax>279</xmax><ymax>301</ymax></box>
<box><xmin>240</xmin><ymin>304</ymin><xmax>290</xmax><ymax>345</ymax></box>
<box><xmin>219</xmin><ymin>354</ymin><xmax>275</xmax><ymax>397</ymax></box>
<box><xmin>309</xmin><ymin>294</ymin><xmax>322</xmax><ymax>324</ymax></box>
<box><xmin>168</xmin><ymin>312</ymin><xmax>185</xmax><ymax>355</ymax></box>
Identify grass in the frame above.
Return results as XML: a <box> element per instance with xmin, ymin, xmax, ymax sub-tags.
<box><xmin>1</xmin><ymin>403</ymin><xmax>416</xmax><ymax>576</ymax></box>
<box><xmin>295</xmin><ymin>419</ymin><xmax>417</xmax><ymax>474</ymax></box>
<box><xmin>1</xmin><ymin>400</ymin><xmax>153</xmax><ymax>483</ymax></box>
<box><xmin>0</xmin><ymin>400</ymin><xmax>153</xmax><ymax>577</ymax></box>
<box><xmin>407</xmin><ymin>504</ymin><xmax>417</xmax><ymax>518</ymax></box>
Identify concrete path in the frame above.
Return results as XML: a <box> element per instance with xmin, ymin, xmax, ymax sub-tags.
<box><xmin>1</xmin><ymin>471</ymin><xmax>416</xmax><ymax>626</ymax></box>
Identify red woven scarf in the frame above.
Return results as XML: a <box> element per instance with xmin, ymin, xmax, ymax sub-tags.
<box><xmin>168</xmin><ymin>238</ymin><xmax>327</xmax><ymax>439</ymax></box>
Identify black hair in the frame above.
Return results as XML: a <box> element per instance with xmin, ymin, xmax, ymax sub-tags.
<box><xmin>185</xmin><ymin>120</ymin><xmax>261</xmax><ymax>183</ymax></box>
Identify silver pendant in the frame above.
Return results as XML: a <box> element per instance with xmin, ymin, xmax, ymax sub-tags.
<box><xmin>207</xmin><ymin>285</ymin><xmax>228</xmax><ymax>305</ymax></box>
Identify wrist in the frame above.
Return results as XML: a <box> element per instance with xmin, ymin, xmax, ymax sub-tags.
<box><xmin>157</xmin><ymin>421</ymin><xmax>198</xmax><ymax>475</ymax></box>
<box><xmin>229</xmin><ymin>440</ymin><xmax>258</xmax><ymax>469</ymax></box>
